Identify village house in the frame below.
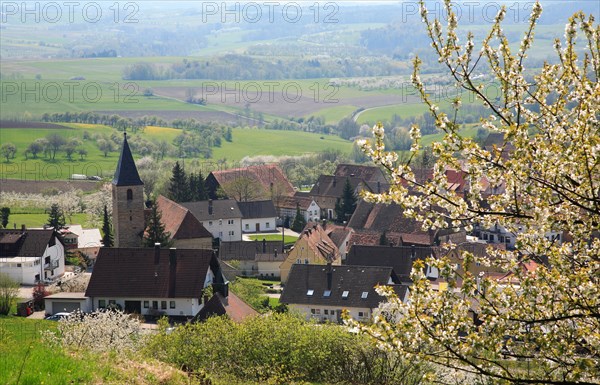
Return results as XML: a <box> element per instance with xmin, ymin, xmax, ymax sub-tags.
<box><xmin>85</xmin><ymin>245</ymin><xmax>228</xmax><ymax>317</ymax></box>
<box><xmin>276</xmin><ymin>192</ymin><xmax>321</xmax><ymax>225</ymax></box>
<box><xmin>0</xmin><ymin>228</ymin><xmax>65</xmax><ymax>285</ymax></box>
<box><xmin>238</xmin><ymin>200</ymin><xmax>278</xmax><ymax>233</ymax></box>
<box><xmin>194</xmin><ymin>291</ymin><xmax>258</xmax><ymax>323</ymax></box>
<box><xmin>182</xmin><ymin>199</ymin><xmax>243</xmax><ymax>242</ymax></box>
<box><xmin>280</xmin><ymin>263</ymin><xmax>408</xmax><ymax>323</ymax></box>
<box><xmin>205</xmin><ymin>164</ymin><xmax>295</xmax><ymax>202</ymax></box>
<box><xmin>279</xmin><ymin>223</ymin><xmax>341</xmax><ymax>283</ymax></box>
<box><xmin>347</xmin><ymin>200</ymin><xmax>466</xmax><ymax>248</ymax></box>
<box><xmin>153</xmin><ymin>195</ymin><xmax>213</xmax><ymax>249</ymax></box>
<box><xmin>219</xmin><ymin>239</ymin><xmax>286</xmax><ymax>278</ymax></box>
<box><xmin>59</xmin><ymin>225</ymin><xmax>103</xmax><ymax>260</ymax></box>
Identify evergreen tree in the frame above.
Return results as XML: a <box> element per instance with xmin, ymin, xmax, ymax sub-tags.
<box><xmin>341</xmin><ymin>177</ymin><xmax>357</xmax><ymax>218</ymax></box>
<box><xmin>168</xmin><ymin>161</ymin><xmax>190</xmax><ymax>202</ymax></box>
<box><xmin>46</xmin><ymin>203</ymin><xmax>65</xmax><ymax>230</ymax></box>
<box><xmin>101</xmin><ymin>205</ymin><xmax>113</xmax><ymax>247</ymax></box>
<box><xmin>143</xmin><ymin>202</ymin><xmax>173</xmax><ymax>248</ymax></box>
<box><xmin>0</xmin><ymin>207</ymin><xmax>10</xmax><ymax>228</ymax></box>
<box><xmin>188</xmin><ymin>172</ymin><xmax>208</xmax><ymax>201</ymax></box>
<box><xmin>291</xmin><ymin>205</ymin><xmax>306</xmax><ymax>233</ymax></box>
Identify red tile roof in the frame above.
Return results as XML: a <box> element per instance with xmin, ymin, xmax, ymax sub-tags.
<box><xmin>155</xmin><ymin>196</ymin><xmax>212</xmax><ymax>240</ymax></box>
<box><xmin>211</xmin><ymin>164</ymin><xmax>295</xmax><ymax>200</ymax></box>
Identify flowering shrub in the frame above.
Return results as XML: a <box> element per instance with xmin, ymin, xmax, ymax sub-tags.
<box><xmin>42</xmin><ymin>310</ymin><xmax>143</xmax><ymax>353</ymax></box>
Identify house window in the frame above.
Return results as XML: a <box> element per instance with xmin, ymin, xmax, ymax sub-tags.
<box><xmin>161</xmin><ymin>301</ymin><xmax>167</xmax><ymax>309</ymax></box>
<box><xmin>304</xmin><ymin>259</ymin><xmax>308</xmax><ymax>264</ymax></box>
<box><xmin>229</xmin><ymin>231</ymin><xmax>235</xmax><ymax>236</ymax></box>
<box><xmin>228</xmin><ymin>219</ymin><xmax>234</xmax><ymax>225</ymax></box>
<box><xmin>266</xmin><ymin>222</ymin><xmax>270</xmax><ymax>229</ymax></box>
<box><xmin>489</xmin><ymin>234</ymin><xmax>495</xmax><ymax>242</ymax></box>
<box><xmin>315</xmin><ymin>309</ymin><xmax>320</xmax><ymax>315</ymax></box>
<box><xmin>342</xmin><ymin>291</ymin><xmax>349</xmax><ymax>298</ymax></box>
<box><xmin>169</xmin><ymin>301</ymin><xmax>176</xmax><ymax>309</ymax></box>
<box><xmin>483</xmin><ymin>233</ymin><xmax>488</xmax><ymax>240</ymax></box>
<box><xmin>17</xmin><ymin>263</ymin><xmax>21</xmax><ymax>267</ymax></box>
<box><xmin>98</xmin><ymin>300</ymin><xmax>106</xmax><ymax>308</ymax></box>
<box><xmin>245</xmin><ymin>224</ymin><xmax>249</xmax><ymax>230</ymax></box>
<box><xmin>324</xmin><ymin>309</ymin><xmax>329</xmax><ymax>315</ymax></box>
<box><xmin>219</xmin><ymin>219</ymin><xmax>223</xmax><ymax>225</ymax></box>
<box><xmin>143</xmin><ymin>301</ymin><xmax>149</xmax><ymax>309</ymax></box>
<box><xmin>330</xmin><ymin>310</ymin><xmax>335</xmax><ymax>315</ymax></box>
<box><xmin>208</xmin><ymin>221</ymin><xmax>213</xmax><ymax>226</ymax></box>
<box><xmin>323</xmin><ymin>290</ymin><xmax>331</xmax><ymax>297</ymax></box>
<box><xmin>311</xmin><ymin>309</ymin><xmax>316</xmax><ymax>314</ymax></box>
<box><xmin>361</xmin><ymin>291</ymin><xmax>368</xmax><ymax>299</ymax></box>
<box><xmin>127</xmin><ymin>189</ymin><xmax>133</xmax><ymax>200</ymax></box>
<box><xmin>307</xmin><ymin>289</ymin><xmax>314</xmax><ymax>296</ymax></box>
<box><xmin>358</xmin><ymin>311</ymin><xmax>364</xmax><ymax>317</ymax></box>
<box><xmin>45</xmin><ymin>256</ymin><xmax>50</xmax><ymax>264</ymax></box>
<box><xmin>152</xmin><ymin>301</ymin><xmax>158</xmax><ymax>309</ymax></box>
<box><xmin>505</xmin><ymin>237</ymin><xmax>511</xmax><ymax>244</ymax></box>
<box><xmin>296</xmin><ymin>259</ymin><xmax>301</xmax><ymax>264</ymax></box>
<box><xmin>109</xmin><ymin>300</ymin><xmax>116</xmax><ymax>305</ymax></box>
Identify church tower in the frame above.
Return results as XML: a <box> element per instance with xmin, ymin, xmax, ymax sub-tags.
<box><xmin>112</xmin><ymin>133</ymin><xmax>144</xmax><ymax>248</ymax></box>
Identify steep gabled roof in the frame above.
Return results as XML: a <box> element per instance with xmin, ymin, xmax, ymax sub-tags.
<box><xmin>238</xmin><ymin>200</ymin><xmax>277</xmax><ymax>219</ymax></box>
<box><xmin>155</xmin><ymin>196</ymin><xmax>212</xmax><ymax>240</ymax></box>
<box><xmin>112</xmin><ymin>133</ymin><xmax>143</xmax><ymax>186</ymax></box>
<box><xmin>297</xmin><ymin>224</ymin><xmax>339</xmax><ymax>262</ymax></box>
<box><xmin>276</xmin><ymin>193</ymin><xmax>316</xmax><ymax>210</ymax></box>
<box><xmin>85</xmin><ymin>248</ymin><xmax>217</xmax><ymax>298</ymax></box>
<box><xmin>219</xmin><ymin>240</ymin><xmax>284</xmax><ymax>261</ymax></box>
<box><xmin>309</xmin><ymin>175</ymin><xmax>368</xmax><ymax>198</ymax></box>
<box><xmin>210</xmin><ymin>164</ymin><xmax>295</xmax><ymax>200</ymax></box>
<box><xmin>346</xmin><ymin>245</ymin><xmax>439</xmax><ymax>281</ymax></box>
<box><xmin>194</xmin><ymin>292</ymin><xmax>258</xmax><ymax>323</ymax></box>
<box><xmin>182</xmin><ymin>200</ymin><xmax>242</xmax><ymax>221</ymax></box>
<box><xmin>334</xmin><ymin>164</ymin><xmax>388</xmax><ymax>183</ymax></box>
<box><xmin>280</xmin><ymin>264</ymin><xmax>407</xmax><ymax>308</ymax></box>
<box><xmin>0</xmin><ymin>229</ymin><xmax>58</xmax><ymax>258</ymax></box>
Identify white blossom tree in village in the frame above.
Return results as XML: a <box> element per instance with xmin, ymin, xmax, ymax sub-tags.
<box><xmin>352</xmin><ymin>1</ymin><xmax>599</xmax><ymax>384</ymax></box>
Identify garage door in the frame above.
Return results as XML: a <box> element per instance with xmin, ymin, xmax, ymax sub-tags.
<box><xmin>52</xmin><ymin>302</ymin><xmax>80</xmax><ymax>313</ymax></box>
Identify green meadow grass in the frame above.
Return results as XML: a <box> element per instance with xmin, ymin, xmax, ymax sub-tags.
<box><xmin>8</xmin><ymin>213</ymin><xmax>90</xmax><ymax>229</ymax></box>
<box><xmin>0</xmin><ymin>123</ymin><xmax>353</xmax><ymax>179</ymax></box>
<box><xmin>0</xmin><ymin>317</ymin><xmax>99</xmax><ymax>385</ymax></box>
<box><xmin>247</xmin><ymin>234</ymin><xmax>298</xmax><ymax>244</ymax></box>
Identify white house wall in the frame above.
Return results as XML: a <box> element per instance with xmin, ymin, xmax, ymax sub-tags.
<box><xmin>202</xmin><ymin>219</ymin><xmax>242</xmax><ymax>241</ymax></box>
<box><xmin>241</xmin><ymin>217</ymin><xmax>277</xmax><ymax>233</ymax></box>
<box><xmin>91</xmin><ymin>297</ymin><xmax>202</xmax><ymax>317</ymax></box>
<box><xmin>0</xmin><ymin>241</ymin><xmax>65</xmax><ymax>285</ymax></box>
<box><xmin>288</xmin><ymin>304</ymin><xmax>373</xmax><ymax>323</ymax></box>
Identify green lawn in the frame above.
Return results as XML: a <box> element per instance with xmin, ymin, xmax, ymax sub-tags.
<box><xmin>9</xmin><ymin>213</ymin><xmax>90</xmax><ymax>229</ymax></box>
<box><xmin>247</xmin><ymin>234</ymin><xmax>298</xmax><ymax>244</ymax></box>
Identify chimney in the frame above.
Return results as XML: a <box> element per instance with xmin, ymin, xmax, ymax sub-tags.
<box><xmin>154</xmin><ymin>243</ymin><xmax>160</xmax><ymax>265</ymax></box>
<box><xmin>208</xmin><ymin>199</ymin><xmax>213</xmax><ymax>215</ymax></box>
<box><xmin>326</xmin><ymin>262</ymin><xmax>333</xmax><ymax>290</ymax></box>
<box><xmin>262</xmin><ymin>238</ymin><xmax>266</xmax><ymax>253</ymax></box>
<box><xmin>168</xmin><ymin>248</ymin><xmax>177</xmax><ymax>298</ymax></box>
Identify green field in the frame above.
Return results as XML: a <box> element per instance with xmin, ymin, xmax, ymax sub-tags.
<box><xmin>0</xmin><ymin>123</ymin><xmax>353</xmax><ymax>179</ymax></box>
<box><xmin>356</xmin><ymin>103</ymin><xmax>432</xmax><ymax>125</ymax></box>
<box><xmin>211</xmin><ymin>128</ymin><xmax>353</xmax><ymax>161</ymax></box>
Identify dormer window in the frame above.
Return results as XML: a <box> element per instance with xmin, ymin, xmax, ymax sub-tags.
<box><xmin>342</xmin><ymin>291</ymin><xmax>349</xmax><ymax>298</ymax></box>
<box><xmin>361</xmin><ymin>291</ymin><xmax>368</xmax><ymax>299</ymax></box>
<box><xmin>307</xmin><ymin>289</ymin><xmax>314</xmax><ymax>296</ymax></box>
<box><xmin>127</xmin><ymin>189</ymin><xmax>133</xmax><ymax>200</ymax></box>
<box><xmin>323</xmin><ymin>290</ymin><xmax>331</xmax><ymax>297</ymax></box>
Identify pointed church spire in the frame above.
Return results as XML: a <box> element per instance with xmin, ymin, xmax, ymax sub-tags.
<box><xmin>113</xmin><ymin>132</ymin><xmax>143</xmax><ymax>186</ymax></box>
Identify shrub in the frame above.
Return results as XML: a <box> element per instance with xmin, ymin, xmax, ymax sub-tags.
<box><xmin>42</xmin><ymin>310</ymin><xmax>142</xmax><ymax>353</ymax></box>
<box><xmin>0</xmin><ymin>273</ymin><xmax>18</xmax><ymax>315</ymax></box>
<box><xmin>145</xmin><ymin>313</ymin><xmax>430</xmax><ymax>384</ymax></box>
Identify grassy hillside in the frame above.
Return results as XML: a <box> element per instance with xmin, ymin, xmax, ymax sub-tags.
<box><xmin>0</xmin><ymin>123</ymin><xmax>353</xmax><ymax>180</ymax></box>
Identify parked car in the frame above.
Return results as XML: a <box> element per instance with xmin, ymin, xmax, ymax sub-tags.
<box><xmin>44</xmin><ymin>312</ymin><xmax>72</xmax><ymax>321</ymax></box>
<box><xmin>88</xmin><ymin>175</ymin><xmax>102</xmax><ymax>181</ymax></box>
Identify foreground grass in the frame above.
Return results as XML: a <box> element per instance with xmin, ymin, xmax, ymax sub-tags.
<box><xmin>0</xmin><ymin>316</ymin><xmax>200</xmax><ymax>385</ymax></box>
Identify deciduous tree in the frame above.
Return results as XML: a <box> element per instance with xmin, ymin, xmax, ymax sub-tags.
<box><xmin>353</xmin><ymin>2</ymin><xmax>600</xmax><ymax>384</ymax></box>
